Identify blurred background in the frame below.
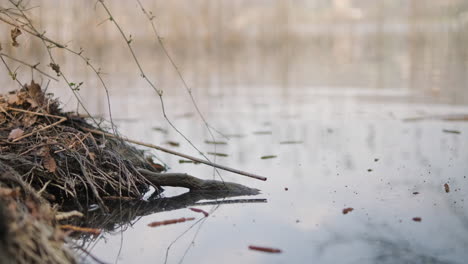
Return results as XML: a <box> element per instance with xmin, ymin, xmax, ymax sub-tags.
<box><xmin>1</xmin><ymin>0</ymin><xmax>468</xmax><ymax>106</ymax></box>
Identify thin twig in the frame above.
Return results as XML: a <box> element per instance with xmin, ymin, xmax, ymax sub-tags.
<box><xmin>0</xmin><ymin>53</ymin><xmax>58</xmax><ymax>81</ymax></box>
<box><xmin>6</xmin><ymin>1</ymin><xmax>99</xmax><ymax>127</ymax></box>
<box><xmin>6</xmin><ymin>106</ymin><xmax>63</xmax><ymax>118</ymax></box>
<box><xmin>12</xmin><ymin>116</ymin><xmax>66</xmax><ymax>142</ymax></box>
<box><xmin>135</xmin><ymin>0</ymin><xmax>225</xmax><ymax>173</ymax></box>
<box><xmin>0</xmin><ymin>6</ymin><xmax>116</xmax><ymax>134</ymax></box>
<box><xmin>96</xmin><ymin>0</ymin><xmax>225</xmax><ymax>182</ymax></box>
<box><xmin>81</xmin><ymin>126</ymin><xmax>267</xmax><ymax>181</ymax></box>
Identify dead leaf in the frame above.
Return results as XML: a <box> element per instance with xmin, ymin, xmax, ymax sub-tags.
<box><xmin>412</xmin><ymin>217</ymin><xmax>422</xmax><ymax>222</ymax></box>
<box><xmin>50</xmin><ymin>63</ymin><xmax>61</xmax><ymax>76</ymax></box>
<box><xmin>342</xmin><ymin>207</ymin><xmax>354</xmax><ymax>214</ymax></box>
<box><xmin>11</xmin><ymin>28</ymin><xmax>22</xmax><ymax>47</ymax></box>
<box><xmin>22</xmin><ymin>114</ymin><xmax>38</xmax><ymax>128</ymax></box>
<box><xmin>25</xmin><ymin>98</ymin><xmax>38</xmax><ymax>108</ymax></box>
<box><xmin>43</xmin><ymin>154</ymin><xmax>57</xmax><ymax>173</ymax></box>
<box><xmin>88</xmin><ymin>152</ymin><xmax>96</xmax><ymax>161</ymax></box>
<box><xmin>26</xmin><ymin>80</ymin><xmax>45</xmax><ymax>107</ymax></box>
<box><xmin>444</xmin><ymin>183</ymin><xmax>450</xmax><ymax>193</ymax></box>
<box><xmin>7</xmin><ymin>93</ymin><xmax>20</xmax><ymax>105</ymax></box>
<box><xmin>8</xmin><ymin>128</ymin><xmax>24</xmax><ymax>140</ymax></box>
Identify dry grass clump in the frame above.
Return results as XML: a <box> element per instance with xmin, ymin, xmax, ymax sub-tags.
<box><xmin>0</xmin><ymin>81</ymin><xmax>161</xmax><ymax>210</ymax></box>
<box><xmin>0</xmin><ymin>181</ymin><xmax>76</xmax><ymax>264</ymax></box>
<box><xmin>0</xmin><ymin>80</ymin><xmax>166</xmax><ymax>263</ymax></box>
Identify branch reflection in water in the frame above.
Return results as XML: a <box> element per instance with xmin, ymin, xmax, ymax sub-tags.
<box><xmin>67</xmin><ymin>190</ymin><xmax>266</xmax><ymax>263</ymax></box>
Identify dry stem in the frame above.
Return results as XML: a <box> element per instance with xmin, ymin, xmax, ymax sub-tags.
<box><xmin>81</xmin><ymin>126</ymin><xmax>267</xmax><ymax>181</ymax></box>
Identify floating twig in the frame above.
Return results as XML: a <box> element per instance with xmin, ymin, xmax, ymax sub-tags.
<box><xmin>261</xmin><ymin>155</ymin><xmax>277</xmax><ymax>160</ymax></box>
<box><xmin>207</xmin><ymin>152</ymin><xmax>229</xmax><ymax>157</ymax></box>
<box><xmin>253</xmin><ymin>131</ymin><xmax>272</xmax><ymax>135</ymax></box>
<box><xmin>248</xmin><ymin>245</ymin><xmax>282</xmax><ymax>253</ymax></box>
<box><xmin>204</xmin><ymin>140</ymin><xmax>227</xmax><ymax>145</ymax></box>
<box><xmin>148</xmin><ymin>217</ymin><xmax>195</xmax><ymax>228</ymax></box>
<box><xmin>279</xmin><ymin>140</ymin><xmax>303</xmax><ymax>145</ymax></box>
<box><xmin>189</xmin><ymin>207</ymin><xmax>209</xmax><ymax>217</ymax></box>
<box><xmin>164</xmin><ymin>141</ymin><xmax>180</xmax><ymax>147</ymax></box>
<box><xmin>442</xmin><ymin>129</ymin><xmax>461</xmax><ymax>134</ymax></box>
<box><xmin>81</xmin><ymin>126</ymin><xmax>267</xmax><ymax>181</ymax></box>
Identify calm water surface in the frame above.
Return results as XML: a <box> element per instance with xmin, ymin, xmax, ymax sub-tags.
<box><xmin>79</xmin><ymin>85</ymin><xmax>468</xmax><ymax>264</ymax></box>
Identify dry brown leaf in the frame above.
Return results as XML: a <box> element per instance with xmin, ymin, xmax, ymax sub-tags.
<box><xmin>26</xmin><ymin>98</ymin><xmax>38</xmax><ymax>108</ymax></box>
<box><xmin>50</xmin><ymin>63</ymin><xmax>60</xmax><ymax>76</ymax></box>
<box><xmin>8</xmin><ymin>128</ymin><xmax>24</xmax><ymax>140</ymax></box>
<box><xmin>7</xmin><ymin>93</ymin><xmax>20</xmax><ymax>105</ymax></box>
<box><xmin>88</xmin><ymin>152</ymin><xmax>96</xmax><ymax>162</ymax></box>
<box><xmin>11</xmin><ymin>28</ymin><xmax>22</xmax><ymax>47</ymax></box>
<box><xmin>22</xmin><ymin>114</ymin><xmax>38</xmax><ymax>128</ymax></box>
<box><xmin>43</xmin><ymin>154</ymin><xmax>57</xmax><ymax>173</ymax></box>
<box><xmin>26</xmin><ymin>80</ymin><xmax>44</xmax><ymax>106</ymax></box>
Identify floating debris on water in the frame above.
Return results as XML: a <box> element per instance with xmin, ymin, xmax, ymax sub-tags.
<box><xmin>189</xmin><ymin>207</ymin><xmax>209</xmax><ymax>217</ymax></box>
<box><xmin>225</xmin><ymin>134</ymin><xmax>246</xmax><ymax>138</ymax></box>
<box><xmin>412</xmin><ymin>217</ymin><xmax>422</xmax><ymax>222</ymax></box>
<box><xmin>444</xmin><ymin>183</ymin><xmax>450</xmax><ymax>193</ymax></box>
<box><xmin>403</xmin><ymin>114</ymin><xmax>468</xmax><ymax>122</ymax></box>
<box><xmin>413</xmin><ymin>192</ymin><xmax>420</xmax><ymax>195</ymax></box>
<box><xmin>279</xmin><ymin>140</ymin><xmax>303</xmax><ymax>145</ymax></box>
<box><xmin>148</xmin><ymin>217</ymin><xmax>195</xmax><ymax>228</ymax></box>
<box><xmin>152</xmin><ymin>127</ymin><xmax>168</xmax><ymax>134</ymax></box>
<box><xmin>374</xmin><ymin>158</ymin><xmax>379</xmax><ymax>162</ymax></box>
<box><xmin>164</xmin><ymin>141</ymin><xmax>180</xmax><ymax>147</ymax></box>
<box><xmin>367</xmin><ymin>169</ymin><xmax>373</xmax><ymax>172</ymax></box>
<box><xmin>204</xmin><ymin>140</ymin><xmax>227</xmax><ymax>145</ymax></box>
<box><xmin>164</xmin><ymin>140</ymin><xmax>180</xmax><ymax>147</ymax></box>
<box><xmin>248</xmin><ymin>245</ymin><xmax>282</xmax><ymax>253</ymax></box>
<box><xmin>342</xmin><ymin>208</ymin><xmax>354</xmax><ymax>214</ymax></box>
<box><xmin>179</xmin><ymin>160</ymin><xmax>200</xmax><ymax>164</ymax></box>
<box><xmin>442</xmin><ymin>129</ymin><xmax>461</xmax><ymax>134</ymax></box>
<box><xmin>253</xmin><ymin>131</ymin><xmax>272</xmax><ymax>135</ymax></box>
<box><xmin>261</xmin><ymin>155</ymin><xmax>277</xmax><ymax>160</ymax></box>
<box><xmin>207</xmin><ymin>152</ymin><xmax>229</xmax><ymax>157</ymax></box>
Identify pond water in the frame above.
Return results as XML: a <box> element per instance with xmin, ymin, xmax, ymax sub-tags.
<box><xmin>78</xmin><ymin>86</ymin><xmax>468</xmax><ymax>264</ymax></box>
<box><xmin>1</xmin><ymin>2</ymin><xmax>468</xmax><ymax>263</ymax></box>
